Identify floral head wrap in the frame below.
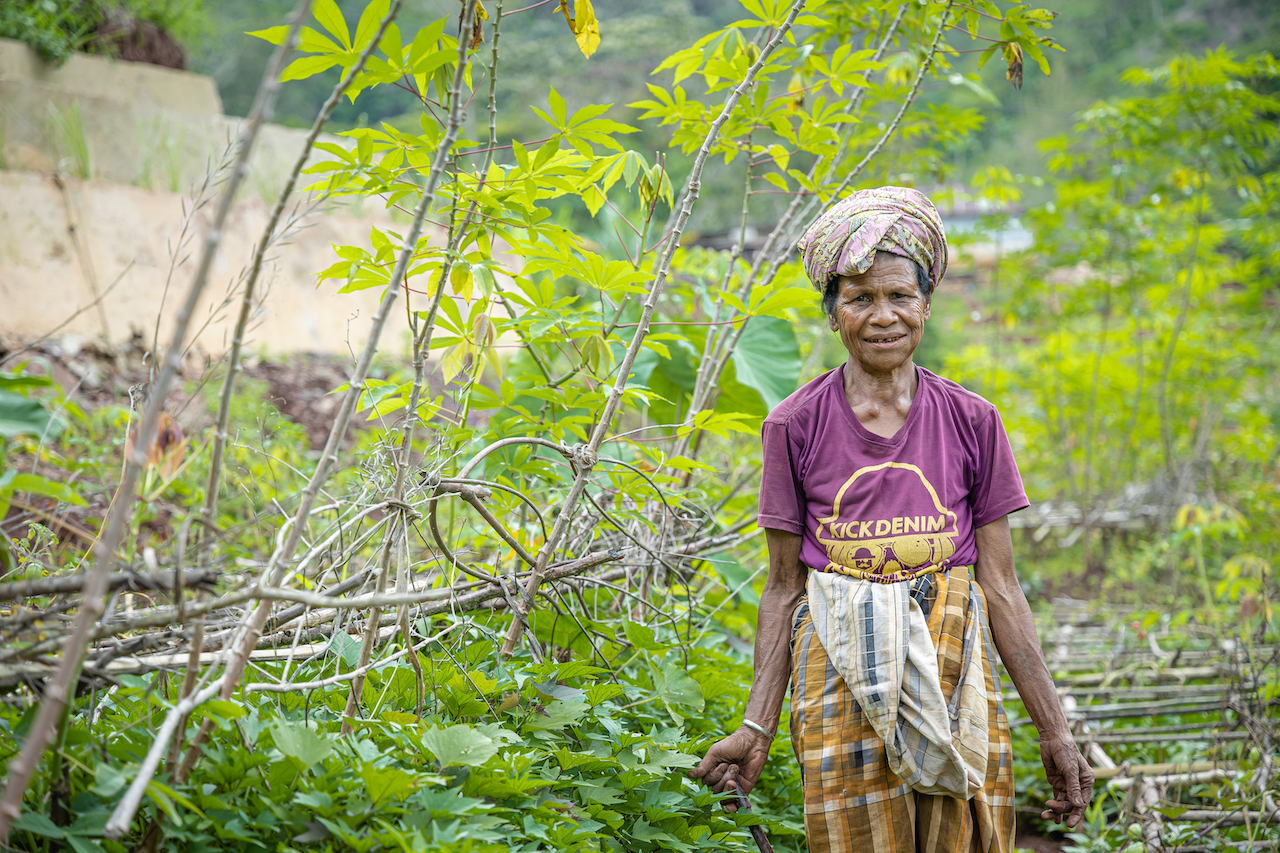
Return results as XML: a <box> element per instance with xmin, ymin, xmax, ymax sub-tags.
<box><xmin>797</xmin><ymin>186</ymin><xmax>948</xmax><ymax>293</ymax></box>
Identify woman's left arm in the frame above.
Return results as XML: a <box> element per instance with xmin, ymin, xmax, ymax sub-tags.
<box><xmin>974</xmin><ymin>515</ymin><xmax>1094</xmax><ymax>829</ymax></box>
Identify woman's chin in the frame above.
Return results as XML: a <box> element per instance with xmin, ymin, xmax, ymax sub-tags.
<box><xmin>850</xmin><ymin>346</ymin><xmax>915</xmax><ymax>374</ymax></box>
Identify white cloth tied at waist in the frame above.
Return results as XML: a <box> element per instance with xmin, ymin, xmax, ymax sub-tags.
<box><xmin>807</xmin><ymin>569</ymin><xmax>990</xmax><ymax>799</ymax></box>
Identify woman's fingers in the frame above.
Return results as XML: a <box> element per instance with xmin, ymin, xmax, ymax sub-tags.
<box><xmin>1042</xmin><ymin>798</ymin><xmax>1072</xmax><ymax>822</ymax></box>
<box><xmin>702</xmin><ymin>762</ymin><xmax>730</xmax><ymax>789</ymax></box>
<box><xmin>718</xmin><ymin>767</ymin><xmax>741</xmax><ymax>812</ymax></box>
<box><xmin>712</xmin><ymin>764</ymin><xmax>740</xmax><ymax>794</ymax></box>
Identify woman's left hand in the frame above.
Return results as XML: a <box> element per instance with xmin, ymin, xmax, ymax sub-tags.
<box><xmin>1039</xmin><ymin>733</ymin><xmax>1094</xmax><ymax>828</ymax></box>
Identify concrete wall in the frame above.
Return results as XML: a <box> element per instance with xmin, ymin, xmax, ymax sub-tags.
<box><xmin>0</xmin><ymin>170</ymin><xmax>419</xmax><ymax>357</ymax></box>
<box><xmin>0</xmin><ymin>38</ymin><xmax>443</xmax><ymax>357</ymax></box>
<box><xmin>0</xmin><ymin>38</ymin><xmax>348</xmax><ymax>199</ymax></box>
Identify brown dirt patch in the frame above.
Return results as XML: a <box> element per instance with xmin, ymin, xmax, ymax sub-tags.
<box><xmin>90</xmin><ymin>11</ymin><xmax>186</xmax><ymax>70</ymax></box>
<box><xmin>1016</xmin><ymin>833</ymin><xmax>1066</xmax><ymax>853</ymax></box>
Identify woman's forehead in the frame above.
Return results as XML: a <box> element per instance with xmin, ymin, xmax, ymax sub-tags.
<box><xmin>837</xmin><ymin>256</ymin><xmax>918</xmax><ymax>289</ymax></box>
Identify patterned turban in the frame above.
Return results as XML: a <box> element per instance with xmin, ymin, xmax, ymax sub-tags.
<box><xmin>797</xmin><ymin>186</ymin><xmax>948</xmax><ymax>293</ymax></box>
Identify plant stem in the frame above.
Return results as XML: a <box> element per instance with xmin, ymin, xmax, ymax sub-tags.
<box><xmin>499</xmin><ymin>0</ymin><xmax>811</xmax><ymax>655</ymax></box>
<box><xmin>183</xmin><ymin>0</ymin><xmax>481</xmax><ymax>767</ymax></box>
<box><xmin>200</xmin><ymin>0</ymin><xmax>410</xmax><ymax>571</ymax></box>
<box><xmin>0</xmin><ymin>2</ymin><xmax>311</xmax><ymax>837</ymax></box>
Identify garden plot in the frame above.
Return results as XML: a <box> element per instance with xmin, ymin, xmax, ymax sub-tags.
<box><xmin>1009</xmin><ymin>599</ymin><xmax>1279</xmax><ymax>853</ymax></box>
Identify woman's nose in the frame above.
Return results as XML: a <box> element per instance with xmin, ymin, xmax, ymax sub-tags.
<box><xmin>868</xmin><ymin>299</ymin><xmax>895</xmax><ymax>325</ymax></box>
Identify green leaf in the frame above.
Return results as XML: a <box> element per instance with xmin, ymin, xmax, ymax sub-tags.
<box><xmin>529</xmin><ymin>609</ymin><xmax>595</xmax><ymax>658</ymax></box>
<box><xmin>0</xmin><ymin>373</ymin><xmax>52</xmax><ymax>391</ymax></box>
<box><xmin>623</xmin><ymin>621</ymin><xmax>666</xmax><ymax>651</ymax></box>
<box><xmin>66</xmin><ymin>837</ymin><xmax>105</xmax><ymax>853</ymax></box>
<box><xmin>312</xmin><ymin>0</ymin><xmax>351</xmax><ymax>49</ymax></box>
<box><xmin>91</xmin><ymin>762</ymin><xmax>129</xmax><ymax>797</ymax></box>
<box><xmin>711</xmin><ymin>556</ymin><xmax>761</xmax><ymax>605</ymax></box>
<box><xmin>360</xmin><ymin>763</ymin><xmax>416</xmax><ymax>804</ymax></box>
<box><xmin>731</xmin><ymin>316</ymin><xmax>801</xmax><ymax>410</ymax></box>
<box><xmin>354</xmin><ymin>0</ymin><xmax>390</xmax><ymax>49</ymax></box>
<box><xmin>0</xmin><ymin>389</ymin><xmax>57</xmax><ymax>439</ymax></box>
<box><xmin>245</xmin><ymin>25</ymin><xmax>289</xmax><ymax>45</ymax></box>
<box><xmin>67</xmin><ymin>812</ymin><xmax>110</xmax><ymax>836</ymax></box>
<box><xmin>658</xmin><ymin>661</ymin><xmax>704</xmax><ymax>710</ymax></box>
<box><xmin>271</xmin><ymin>721</ymin><xmax>334</xmax><ymax>769</ymax></box>
<box><xmin>12</xmin><ymin>811</ymin><xmax>64</xmax><ymax>838</ymax></box>
<box><xmin>281</xmin><ymin>55</ymin><xmax>342</xmax><ymax>82</ymax></box>
<box><xmin>5</xmin><ymin>473</ymin><xmax>85</xmax><ymax>506</ymax></box>
<box><xmin>420</xmin><ymin>724</ymin><xmax>498</xmax><ymax>767</ymax></box>
<box><xmin>582</xmin><ymin>184</ymin><xmax>606</xmax><ymax>216</ymax></box>
<box><xmin>523</xmin><ymin>697</ymin><xmax>588</xmax><ymax>732</ymax></box>
<box><xmin>330</xmin><ymin>631</ymin><xmax>362</xmax><ymax>667</ymax></box>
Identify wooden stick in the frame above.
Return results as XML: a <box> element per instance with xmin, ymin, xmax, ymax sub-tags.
<box><xmin>1075</xmin><ymin>731</ymin><xmax>1246</xmax><ymax>744</ymax></box>
<box><xmin>1094</xmin><ymin>761</ymin><xmax>1232</xmax><ymax>780</ymax></box>
<box><xmin>0</xmin><ymin>569</ymin><xmax>218</xmax><ymax>602</ymax></box>
<box><xmin>1107</xmin><ymin>768</ymin><xmax>1239</xmax><ymax>789</ymax></box>
<box><xmin>1169</xmin><ymin>809</ymin><xmax>1280</xmax><ymax>825</ymax></box>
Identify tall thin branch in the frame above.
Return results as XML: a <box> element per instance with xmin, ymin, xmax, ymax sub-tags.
<box><xmin>340</xmin><ymin>0</ymin><xmax>485</xmax><ymax>731</ymax></box>
<box><xmin>0</xmin><ymin>1</ymin><xmax>313</xmax><ymax>837</ymax></box>
<box><xmin>500</xmin><ymin>0</ymin><xmax>811</xmax><ymax>654</ymax></box>
<box><xmin>178</xmin><ymin>0</ymin><xmax>481</xmax><ymax>772</ymax></box>
<box><xmin>200</xmin><ymin>0</ymin><xmax>410</xmax><ymax>567</ymax></box>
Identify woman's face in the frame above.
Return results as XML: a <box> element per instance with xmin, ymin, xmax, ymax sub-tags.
<box><xmin>827</xmin><ymin>252</ymin><xmax>931</xmax><ymax>376</ymax></box>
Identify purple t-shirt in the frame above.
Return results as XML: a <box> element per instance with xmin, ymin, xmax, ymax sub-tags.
<box><xmin>758</xmin><ymin>365</ymin><xmax>1028</xmax><ymax>576</ymax></box>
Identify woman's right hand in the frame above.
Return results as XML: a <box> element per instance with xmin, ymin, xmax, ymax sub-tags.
<box><xmin>688</xmin><ymin>726</ymin><xmax>772</xmax><ymax>809</ymax></box>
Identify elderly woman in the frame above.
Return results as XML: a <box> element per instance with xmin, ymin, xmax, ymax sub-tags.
<box><xmin>691</xmin><ymin>187</ymin><xmax>1093</xmax><ymax>853</ymax></box>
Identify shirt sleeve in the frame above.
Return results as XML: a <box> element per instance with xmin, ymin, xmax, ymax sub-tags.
<box><xmin>757</xmin><ymin>420</ymin><xmax>806</xmax><ymax>534</ymax></box>
<box><xmin>970</xmin><ymin>406</ymin><xmax>1030</xmax><ymax>529</ymax></box>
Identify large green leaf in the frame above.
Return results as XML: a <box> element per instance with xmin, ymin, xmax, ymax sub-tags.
<box><xmin>657</xmin><ymin>662</ymin><xmax>704</xmax><ymax>710</ymax></box>
<box><xmin>0</xmin><ymin>372</ymin><xmax>52</xmax><ymax>392</ymax></box>
<box><xmin>3</xmin><ymin>472</ymin><xmax>85</xmax><ymax>506</ymax></box>
<box><xmin>12</xmin><ymin>811</ymin><xmax>64</xmax><ymax>838</ymax></box>
<box><xmin>731</xmin><ymin>316</ymin><xmax>802</xmax><ymax>410</ymax></box>
<box><xmin>0</xmin><ymin>389</ymin><xmax>58</xmax><ymax>439</ymax></box>
<box><xmin>420</xmin><ymin>724</ymin><xmax>498</xmax><ymax>766</ymax></box>
<box><xmin>359</xmin><ymin>763</ymin><xmax>416</xmax><ymax>805</ymax></box>
<box><xmin>270</xmin><ymin>722</ymin><xmax>333</xmax><ymax>769</ymax></box>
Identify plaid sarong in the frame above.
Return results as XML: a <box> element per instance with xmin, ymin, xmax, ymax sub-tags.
<box><xmin>790</xmin><ymin>566</ymin><xmax>1016</xmax><ymax>853</ymax></box>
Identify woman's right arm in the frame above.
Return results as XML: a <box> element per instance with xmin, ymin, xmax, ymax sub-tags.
<box><xmin>689</xmin><ymin>528</ymin><xmax>806</xmax><ymax>800</ymax></box>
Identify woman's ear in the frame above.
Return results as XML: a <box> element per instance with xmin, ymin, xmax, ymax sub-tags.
<box><xmin>923</xmin><ymin>297</ymin><xmax>932</xmax><ymax>322</ymax></box>
<box><xmin>827</xmin><ymin>309</ymin><xmax>839</xmax><ymax>332</ymax></box>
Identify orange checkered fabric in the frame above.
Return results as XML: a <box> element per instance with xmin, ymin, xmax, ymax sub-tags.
<box><xmin>789</xmin><ymin>566</ymin><xmax>1016</xmax><ymax>853</ymax></box>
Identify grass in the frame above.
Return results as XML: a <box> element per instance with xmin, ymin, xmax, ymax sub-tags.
<box><xmin>46</xmin><ymin>100</ymin><xmax>92</xmax><ymax>179</ymax></box>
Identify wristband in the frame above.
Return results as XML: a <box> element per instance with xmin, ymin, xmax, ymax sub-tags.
<box><xmin>742</xmin><ymin>718</ymin><xmax>774</xmax><ymax>740</ymax></box>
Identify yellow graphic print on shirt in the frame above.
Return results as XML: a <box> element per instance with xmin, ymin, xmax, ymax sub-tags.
<box><xmin>815</xmin><ymin>461</ymin><xmax>958</xmax><ymax>576</ymax></box>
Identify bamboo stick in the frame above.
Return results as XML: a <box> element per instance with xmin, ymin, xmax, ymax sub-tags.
<box><xmin>1094</xmin><ymin>761</ymin><xmax>1231</xmax><ymax>780</ymax></box>
<box><xmin>1107</xmin><ymin>768</ymin><xmax>1239</xmax><ymax>790</ymax></box>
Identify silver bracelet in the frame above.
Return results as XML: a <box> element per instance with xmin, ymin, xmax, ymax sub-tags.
<box><xmin>742</xmin><ymin>718</ymin><xmax>774</xmax><ymax>740</ymax></box>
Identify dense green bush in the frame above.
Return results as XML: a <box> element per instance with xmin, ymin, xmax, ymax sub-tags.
<box><xmin>0</xmin><ymin>0</ymin><xmax>206</xmax><ymax>65</ymax></box>
<box><xmin>2</xmin><ymin>622</ymin><xmax>807</xmax><ymax>852</ymax></box>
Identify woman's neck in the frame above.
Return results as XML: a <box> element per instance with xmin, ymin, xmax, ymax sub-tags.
<box><xmin>842</xmin><ymin>358</ymin><xmax>918</xmax><ymax>438</ymax></box>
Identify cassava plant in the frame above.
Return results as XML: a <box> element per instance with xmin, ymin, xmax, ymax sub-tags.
<box><xmin>0</xmin><ymin>0</ymin><xmax>1063</xmax><ymax>849</ymax></box>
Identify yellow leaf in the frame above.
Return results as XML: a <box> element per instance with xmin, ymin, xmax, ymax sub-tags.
<box><xmin>450</xmin><ymin>263</ymin><xmax>474</xmax><ymax>301</ymax></box>
<box><xmin>1003</xmin><ymin>41</ymin><xmax>1023</xmax><ymax>89</ymax></box>
<box><xmin>557</xmin><ymin>0</ymin><xmax>600</xmax><ymax>58</ymax></box>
